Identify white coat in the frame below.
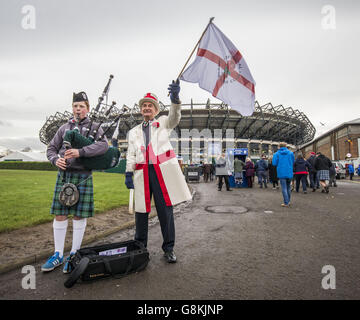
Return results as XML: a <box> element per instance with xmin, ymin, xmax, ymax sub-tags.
<box><xmin>126</xmin><ymin>102</ymin><xmax>192</xmax><ymax>213</ymax></box>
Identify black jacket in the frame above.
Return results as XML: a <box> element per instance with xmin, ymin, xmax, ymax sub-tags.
<box><xmin>268</xmin><ymin>163</ymin><xmax>278</xmax><ymax>181</ymax></box>
<box><xmin>307</xmin><ymin>155</ymin><xmax>317</xmax><ymax>173</ymax></box>
<box><xmin>314</xmin><ymin>155</ymin><xmax>332</xmax><ymax>171</ymax></box>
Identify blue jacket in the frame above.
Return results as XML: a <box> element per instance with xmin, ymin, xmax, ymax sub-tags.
<box><xmin>348</xmin><ymin>164</ymin><xmax>354</xmax><ymax>174</ymax></box>
<box><xmin>255</xmin><ymin>159</ymin><xmax>268</xmax><ymax>172</ymax></box>
<box><xmin>272</xmin><ymin>147</ymin><xmax>295</xmax><ymax>179</ymax></box>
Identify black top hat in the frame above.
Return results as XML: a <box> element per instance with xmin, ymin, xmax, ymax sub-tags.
<box><xmin>73</xmin><ymin>91</ymin><xmax>88</xmax><ymax>103</ymax></box>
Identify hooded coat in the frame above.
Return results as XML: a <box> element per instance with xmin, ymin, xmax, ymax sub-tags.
<box><xmin>126</xmin><ymin>102</ymin><xmax>192</xmax><ymax>213</ymax></box>
<box><xmin>272</xmin><ymin>147</ymin><xmax>295</xmax><ymax>179</ymax></box>
<box><xmin>294</xmin><ymin>158</ymin><xmax>312</xmax><ymax>175</ymax></box>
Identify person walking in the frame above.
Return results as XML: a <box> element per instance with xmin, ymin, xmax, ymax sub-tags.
<box><xmin>348</xmin><ymin>162</ymin><xmax>355</xmax><ymax>180</ymax></box>
<box><xmin>255</xmin><ymin>154</ymin><xmax>268</xmax><ymax>188</ymax></box>
<box><xmin>233</xmin><ymin>156</ymin><xmax>245</xmax><ymax>185</ymax></box>
<box><xmin>203</xmin><ymin>162</ymin><xmax>212</xmax><ymax>183</ymax></box>
<box><xmin>215</xmin><ymin>152</ymin><xmax>232</xmax><ymax>191</ymax></box>
<box><xmin>329</xmin><ymin>162</ymin><xmax>337</xmax><ymax>187</ymax></box>
<box><xmin>307</xmin><ymin>152</ymin><xmax>319</xmax><ymax>192</ymax></box>
<box><xmin>294</xmin><ymin>154</ymin><xmax>312</xmax><ymax>194</ymax></box>
<box><xmin>314</xmin><ymin>152</ymin><xmax>332</xmax><ymax>193</ymax></box>
<box><xmin>245</xmin><ymin>157</ymin><xmax>255</xmax><ymax>188</ymax></box>
<box><xmin>268</xmin><ymin>156</ymin><xmax>279</xmax><ymax>189</ymax></box>
<box><xmin>272</xmin><ymin>142</ymin><xmax>295</xmax><ymax>207</ymax></box>
<box><xmin>210</xmin><ymin>161</ymin><xmax>215</xmax><ymax>181</ymax></box>
<box><xmin>125</xmin><ymin>80</ymin><xmax>192</xmax><ymax>263</ymax></box>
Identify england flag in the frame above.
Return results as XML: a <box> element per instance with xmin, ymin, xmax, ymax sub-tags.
<box><xmin>180</xmin><ymin>22</ymin><xmax>256</xmax><ymax>116</ymax></box>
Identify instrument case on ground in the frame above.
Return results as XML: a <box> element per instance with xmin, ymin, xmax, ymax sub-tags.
<box><xmin>64</xmin><ymin>240</ymin><xmax>149</xmax><ymax>288</ymax></box>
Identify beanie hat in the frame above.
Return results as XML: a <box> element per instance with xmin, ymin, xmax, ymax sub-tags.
<box><xmin>139</xmin><ymin>93</ymin><xmax>160</xmax><ymax>114</ymax></box>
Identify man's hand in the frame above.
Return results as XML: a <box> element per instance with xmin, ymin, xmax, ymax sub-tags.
<box><xmin>64</xmin><ymin>149</ymin><xmax>80</xmax><ymax>160</ymax></box>
<box><xmin>125</xmin><ymin>172</ymin><xmax>134</xmax><ymax>189</ymax></box>
<box><xmin>55</xmin><ymin>158</ymin><xmax>67</xmax><ymax>170</ymax></box>
<box><xmin>168</xmin><ymin>79</ymin><xmax>181</xmax><ymax>104</ymax></box>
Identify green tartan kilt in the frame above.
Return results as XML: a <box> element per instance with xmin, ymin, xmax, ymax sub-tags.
<box><xmin>50</xmin><ymin>171</ymin><xmax>94</xmax><ymax>218</ymax></box>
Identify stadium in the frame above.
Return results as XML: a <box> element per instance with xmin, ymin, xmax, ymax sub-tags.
<box><xmin>116</xmin><ymin>100</ymin><xmax>316</xmax><ymax>164</ymax></box>
<box><xmin>39</xmin><ymin>99</ymin><xmax>316</xmax><ymax>165</ymax></box>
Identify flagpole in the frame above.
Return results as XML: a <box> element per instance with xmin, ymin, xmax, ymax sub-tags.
<box><xmin>168</xmin><ymin>17</ymin><xmax>214</xmax><ymax>97</ymax></box>
<box><xmin>176</xmin><ymin>17</ymin><xmax>215</xmax><ymax>80</ymax></box>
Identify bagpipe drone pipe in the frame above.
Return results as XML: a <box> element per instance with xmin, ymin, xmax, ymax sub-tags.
<box><xmin>39</xmin><ymin>74</ymin><xmax>128</xmax><ymax>170</ymax></box>
<box><xmin>62</xmin><ymin>75</ymin><xmax>127</xmax><ymax>170</ymax></box>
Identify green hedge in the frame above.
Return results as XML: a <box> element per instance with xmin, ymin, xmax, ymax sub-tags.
<box><xmin>0</xmin><ymin>159</ymin><xmax>127</xmax><ymax>173</ymax></box>
<box><xmin>0</xmin><ymin>161</ymin><xmax>57</xmax><ymax>171</ymax></box>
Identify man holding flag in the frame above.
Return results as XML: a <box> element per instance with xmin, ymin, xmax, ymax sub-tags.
<box><xmin>125</xmin><ymin>81</ymin><xmax>192</xmax><ymax>264</ymax></box>
<box><xmin>180</xmin><ymin>19</ymin><xmax>256</xmax><ymax>117</ymax></box>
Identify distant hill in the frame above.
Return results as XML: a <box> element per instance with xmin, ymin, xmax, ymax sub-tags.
<box><xmin>0</xmin><ymin>146</ymin><xmax>12</xmax><ymax>158</ymax></box>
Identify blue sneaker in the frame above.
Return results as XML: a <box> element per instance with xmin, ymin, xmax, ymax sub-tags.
<box><xmin>63</xmin><ymin>253</ymin><xmax>75</xmax><ymax>274</ymax></box>
<box><xmin>41</xmin><ymin>252</ymin><xmax>63</xmax><ymax>272</ymax></box>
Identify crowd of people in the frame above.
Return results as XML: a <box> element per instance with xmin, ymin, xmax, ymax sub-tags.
<box><xmin>195</xmin><ymin>143</ymin><xmax>359</xmax><ymax>207</ymax></box>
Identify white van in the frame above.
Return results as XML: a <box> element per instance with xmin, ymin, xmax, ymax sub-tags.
<box><xmin>332</xmin><ymin>161</ymin><xmax>346</xmax><ymax>179</ymax></box>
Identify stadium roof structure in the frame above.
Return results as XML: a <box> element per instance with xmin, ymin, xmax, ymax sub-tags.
<box><xmin>117</xmin><ymin>100</ymin><xmax>316</xmax><ymax>146</ymax></box>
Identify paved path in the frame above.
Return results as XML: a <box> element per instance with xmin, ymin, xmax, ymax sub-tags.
<box><xmin>1</xmin><ymin>180</ymin><xmax>359</xmax><ymax>299</ymax></box>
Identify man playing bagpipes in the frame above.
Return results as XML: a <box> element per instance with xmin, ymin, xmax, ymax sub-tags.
<box><xmin>41</xmin><ymin>92</ymin><xmax>108</xmax><ymax>273</ymax></box>
<box><xmin>125</xmin><ymin>80</ymin><xmax>192</xmax><ymax>263</ymax></box>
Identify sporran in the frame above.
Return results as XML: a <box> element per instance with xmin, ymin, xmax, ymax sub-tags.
<box><xmin>58</xmin><ymin>172</ymin><xmax>92</xmax><ymax>207</ymax></box>
<box><xmin>59</xmin><ymin>182</ymin><xmax>80</xmax><ymax>207</ymax></box>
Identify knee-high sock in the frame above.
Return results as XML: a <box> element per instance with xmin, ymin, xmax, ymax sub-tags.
<box><xmin>71</xmin><ymin>218</ymin><xmax>87</xmax><ymax>254</ymax></box>
<box><xmin>53</xmin><ymin>219</ymin><xmax>68</xmax><ymax>258</ymax></box>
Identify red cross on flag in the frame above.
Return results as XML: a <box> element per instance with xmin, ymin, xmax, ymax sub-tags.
<box><xmin>180</xmin><ymin>22</ymin><xmax>256</xmax><ymax>116</ymax></box>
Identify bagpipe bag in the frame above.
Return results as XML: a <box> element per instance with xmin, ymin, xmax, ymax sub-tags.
<box><xmin>64</xmin><ymin>240</ymin><xmax>150</xmax><ymax>288</ymax></box>
<box><xmin>63</xmin><ymin>129</ymin><xmax>120</xmax><ymax>170</ymax></box>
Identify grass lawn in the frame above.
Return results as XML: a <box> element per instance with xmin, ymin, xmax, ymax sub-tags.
<box><xmin>0</xmin><ymin>170</ymin><xmax>129</xmax><ymax>233</ymax></box>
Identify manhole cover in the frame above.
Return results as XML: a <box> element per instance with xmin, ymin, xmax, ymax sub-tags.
<box><xmin>205</xmin><ymin>206</ymin><xmax>248</xmax><ymax>214</ymax></box>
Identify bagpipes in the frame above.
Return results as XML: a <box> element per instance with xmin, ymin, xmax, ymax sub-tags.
<box><xmin>63</xmin><ymin>108</ymin><xmax>122</xmax><ymax>170</ymax></box>
<box><xmin>55</xmin><ymin>75</ymin><xmax>127</xmax><ymax>170</ymax></box>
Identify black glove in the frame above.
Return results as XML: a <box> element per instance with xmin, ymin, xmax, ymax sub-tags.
<box><xmin>125</xmin><ymin>172</ymin><xmax>134</xmax><ymax>189</ymax></box>
<box><xmin>168</xmin><ymin>79</ymin><xmax>181</xmax><ymax>104</ymax></box>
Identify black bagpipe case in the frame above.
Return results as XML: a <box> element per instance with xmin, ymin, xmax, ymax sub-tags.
<box><xmin>64</xmin><ymin>240</ymin><xmax>149</xmax><ymax>288</ymax></box>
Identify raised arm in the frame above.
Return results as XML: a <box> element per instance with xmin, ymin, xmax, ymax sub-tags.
<box><xmin>165</xmin><ymin>79</ymin><xmax>182</xmax><ymax>130</ymax></box>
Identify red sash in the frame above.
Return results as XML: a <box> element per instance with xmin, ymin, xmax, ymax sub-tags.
<box><xmin>135</xmin><ymin>143</ymin><xmax>176</xmax><ymax>213</ymax></box>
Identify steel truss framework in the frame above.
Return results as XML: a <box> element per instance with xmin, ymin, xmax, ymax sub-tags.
<box><xmin>117</xmin><ymin>100</ymin><xmax>316</xmax><ymax>146</ymax></box>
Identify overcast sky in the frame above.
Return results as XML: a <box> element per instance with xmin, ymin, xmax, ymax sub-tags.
<box><xmin>0</xmin><ymin>0</ymin><xmax>359</xmax><ymax>150</ymax></box>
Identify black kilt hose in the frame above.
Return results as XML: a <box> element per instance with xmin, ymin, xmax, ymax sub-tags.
<box><xmin>50</xmin><ymin>171</ymin><xmax>94</xmax><ymax>218</ymax></box>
